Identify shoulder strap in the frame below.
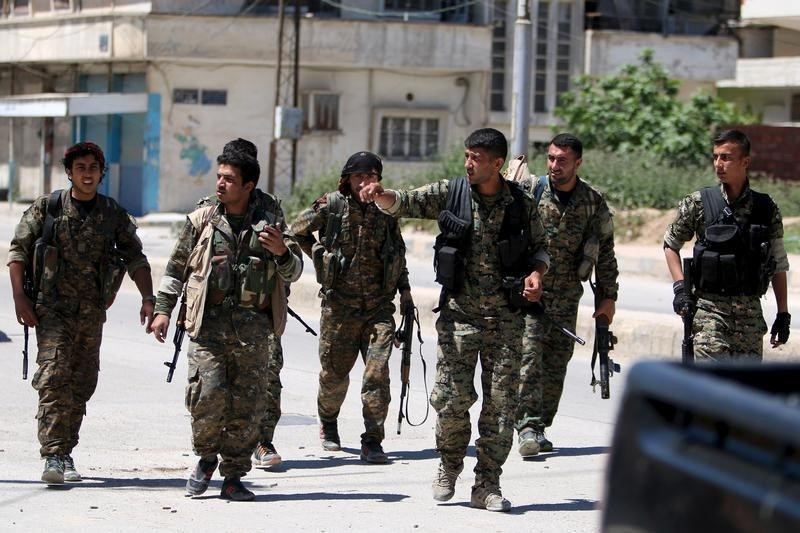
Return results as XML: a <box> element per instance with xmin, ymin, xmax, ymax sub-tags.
<box><xmin>438</xmin><ymin>176</ymin><xmax>472</xmax><ymax>237</ymax></box>
<box><xmin>500</xmin><ymin>180</ymin><xmax>529</xmax><ymax>239</ymax></box>
<box><xmin>749</xmin><ymin>190</ymin><xmax>775</xmax><ymax>226</ymax></box>
<box><xmin>324</xmin><ymin>191</ymin><xmax>346</xmax><ymax>248</ymax></box>
<box><xmin>41</xmin><ymin>189</ymin><xmax>64</xmax><ymax>245</ymax></box>
<box><xmin>533</xmin><ymin>175</ymin><xmax>548</xmax><ymax>204</ymax></box>
<box><xmin>699</xmin><ymin>186</ymin><xmax>726</xmax><ymax>226</ymax></box>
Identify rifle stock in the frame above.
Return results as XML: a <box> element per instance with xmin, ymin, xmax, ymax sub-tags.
<box><xmin>682</xmin><ymin>257</ymin><xmax>695</xmax><ymax>364</ymax></box>
<box><xmin>164</xmin><ymin>299</ymin><xmax>187</xmax><ymax>383</ymax></box>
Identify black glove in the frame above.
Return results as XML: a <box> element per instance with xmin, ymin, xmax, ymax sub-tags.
<box><xmin>672</xmin><ymin>280</ymin><xmax>689</xmax><ymax>315</ymax></box>
<box><xmin>770</xmin><ymin>312</ymin><xmax>791</xmax><ymax>345</ymax></box>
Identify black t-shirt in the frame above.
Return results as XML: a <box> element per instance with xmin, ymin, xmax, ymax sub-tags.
<box><xmin>71</xmin><ymin>196</ymin><xmax>98</xmax><ymax>220</ymax></box>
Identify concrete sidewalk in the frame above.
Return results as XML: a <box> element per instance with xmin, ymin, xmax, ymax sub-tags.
<box><xmin>2</xmin><ymin>201</ymin><xmax>798</xmax><ymax>361</ymax></box>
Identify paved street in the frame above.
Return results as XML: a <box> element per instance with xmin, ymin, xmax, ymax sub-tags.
<box><xmin>0</xmin><ymin>276</ymin><xmax>619</xmax><ymax>532</ymax></box>
<box><xmin>0</xmin><ymin>200</ymin><xmax>796</xmax><ymax>532</ymax></box>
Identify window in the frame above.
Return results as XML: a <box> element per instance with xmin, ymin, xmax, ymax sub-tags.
<box><xmin>173</xmin><ymin>89</ymin><xmax>199</xmax><ymax>105</ymax></box>
<box><xmin>490</xmin><ymin>0</ymin><xmax>507</xmax><ymax>112</ymax></box>
<box><xmin>533</xmin><ymin>1</ymin><xmax>573</xmax><ymax>113</ymax></box>
<box><xmin>172</xmin><ymin>89</ymin><xmax>227</xmax><ymax>106</ymax></box>
<box><xmin>792</xmin><ymin>94</ymin><xmax>800</xmax><ymax>123</ymax></box>
<box><xmin>301</xmin><ymin>92</ymin><xmax>340</xmax><ymax>131</ymax></box>
<box><xmin>201</xmin><ymin>90</ymin><xmax>227</xmax><ymax>106</ymax></box>
<box><xmin>12</xmin><ymin>0</ymin><xmax>30</xmax><ymax>16</ymax></box>
<box><xmin>379</xmin><ymin>117</ymin><xmax>439</xmax><ymax>160</ymax></box>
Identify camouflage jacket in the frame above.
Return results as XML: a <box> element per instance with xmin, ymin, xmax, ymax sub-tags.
<box><xmin>530</xmin><ymin>176</ymin><xmax>618</xmax><ymax>302</ymax></box>
<box><xmin>8</xmin><ymin>190</ymin><xmax>149</xmax><ymax>310</ymax></box>
<box><xmin>154</xmin><ymin>189</ymin><xmax>302</xmax><ymax>320</ymax></box>
<box><xmin>381</xmin><ymin>178</ymin><xmax>549</xmax><ymax>318</ymax></box>
<box><xmin>290</xmin><ymin>191</ymin><xmax>410</xmax><ymax>309</ymax></box>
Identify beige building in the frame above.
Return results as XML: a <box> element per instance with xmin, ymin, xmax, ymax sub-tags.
<box><xmin>0</xmin><ymin>0</ymin><xmax>742</xmax><ymax>213</ymax></box>
<box><xmin>718</xmin><ymin>0</ymin><xmax>800</xmax><ymax>125</ymax></box>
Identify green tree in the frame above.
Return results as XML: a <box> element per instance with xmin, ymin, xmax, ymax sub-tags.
<box><xmin>555</xmin><ymin>49</ymin><xmax>755</xmax><ymax>166</ymax></box>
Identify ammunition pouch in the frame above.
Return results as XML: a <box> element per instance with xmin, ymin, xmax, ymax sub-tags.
<box><xmin>434</xmin><ymin>237</ymin><xmax>464</xmax><ymax>293</ymax></box>
<box><xmin>101</xmin><ymin>253</ymin><xmax>126</xmax><ymax>307</ymax></box>
<box><xmin>33</xmin><ymin>239</ymin><xmax>59</xmax><ymax>297</ymax></box>
<box><xmin>312</xmin><ymin>242</ymin><xmax>346</xmax><ymax>293</ymax></box>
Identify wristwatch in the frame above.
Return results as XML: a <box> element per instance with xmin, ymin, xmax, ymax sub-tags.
<box><xmin>142</xmin><ymin>295</ymin><xmax>156</xmax><ymax>304</ymax></box>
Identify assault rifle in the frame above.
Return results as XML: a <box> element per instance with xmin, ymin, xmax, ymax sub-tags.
<box><xmin>288</xmin><ymin>306</ymin><xmax>317</xmax><ymax>336</ymax></box>
<box><xmin>590</xmin><ymin>283</ymin><xmax>620</xmax><ymax>400</ymax></box>
<box><xmin>681</xmin><ymin>257</ymin><xmax>695</xmax><ymax>364</ymax></box>
<box><xmin>21</xmin><ymin>267</ymin><xmax>36</xmax><ymax>380</ymax></box>
<box><xmin>164</xmin><ymin>296</ymin><xmax>187</xmax><ymax>383</ymax></box>
<box><xmin>501</xmin><ymin>277</ymin><xmax>586</xmax><ymax>345</ymax></box>
<box><xmin>395</xmin><ymin>304</ymin><xmax>428</xmax><ymax>434</ymax></box>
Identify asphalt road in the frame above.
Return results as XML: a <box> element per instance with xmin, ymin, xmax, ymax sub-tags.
<box><xmin>0</xmin><ymin>275</ymin><xmax>620</xmax><ymax>533</ymax></box>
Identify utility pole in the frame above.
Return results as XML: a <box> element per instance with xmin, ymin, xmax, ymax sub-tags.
<box><xmin>268</xmin><ymin>0</ymin><xmax>301</xmax><ymax>194</ymax></box>
<box><xmin>510</xmin><ymin>0</ymin><xmax>532</xmax><ymax>158</ymax></box>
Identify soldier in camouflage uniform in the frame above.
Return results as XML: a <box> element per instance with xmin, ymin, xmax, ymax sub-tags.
<box><xmin>290</xmin><ymin>151</ymin><xmax>412</xmax><ymax>464</ymax></box>
<box><xmin>665</xmin><ymin>129</ymin><xmax>790</xmax><ymax>360</ymax></box>
<box><xmin>150</xmin><ymin>139</ymin><xmax>302</xmax><ymax>501</ymax></box>
<box><xmin>360</xmin><ymin>129</ymin><xmax>550</xmax><ymax>512</ymax></box>
<box><xmin>511</xmin><ymin>133</ymin><xmax>619</xmax><ymax>457</ymax></box>
<box><xmin>8</xmin><ymin>141</ymin><xmax>155</xmax><ymax>485</ymax></box>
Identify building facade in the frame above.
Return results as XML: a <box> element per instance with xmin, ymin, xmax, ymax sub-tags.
<box><xmin>1</xmin><ymin>0</ymin><xmax>742</xmax><ymax>213</ymax></box>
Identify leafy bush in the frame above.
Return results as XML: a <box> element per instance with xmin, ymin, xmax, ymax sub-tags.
<box><xmin>555</xmin><ymin>49</ymin><xmax>756</xmax><ymax>167</ymax></box>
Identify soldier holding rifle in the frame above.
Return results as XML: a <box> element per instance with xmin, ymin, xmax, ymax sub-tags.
<box><xmin>664</xmin><ymin>129</ymin><xmax>790</xmax><ymax>361</ymax></box>
<box><xmin>511</xmin><ymin>133</ymin><xmax>619</xmax><ymax>457</ymax></box>
<box><xmin>150</xmin><ymin>139</ymin><xmax>302</xmax><ymax>501</ymax></box>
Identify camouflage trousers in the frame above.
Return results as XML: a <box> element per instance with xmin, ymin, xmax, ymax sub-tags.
<box><xmin>32</xmin><ymin>301</ymin><xmax>105</xmax><ymax>457</ymax></box>
<box><xmin>186</xmin><ymin>306</ymin><xmax>273</xmax><ymax>478</ymax></box>
<box><xmin>257</xmin><ymin>341</ymin><xmax>284</xmax><ymax>445</ymax></box>
<box><xmin>430</xmin><ymin>308</ymin><xmax>523</xmax><ymax>492</ymax></box>
<box><xmin>317</xmin><ymin>299</ymin><xmax>395</xmax><ymax>445</ymax></box>
<box><xmin>516</xmin><ymin>296</ymin><xmax>580</xmax><ymax>431</ymax></box>
<box><xmin>693</xmin><ymin>295</ymin><xmax>766</xmax><ymax>361</ymax></box>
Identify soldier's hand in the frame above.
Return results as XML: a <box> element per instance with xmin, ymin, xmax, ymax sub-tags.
<box><xmin>141</xmin><ymin>299</ymin><xmax>155</xmax><ymax>333</ymax></box>
<box><xmin>358</xmin><ymin>182</ymin><xmax>384</xmax><ymax>203</ymax></box>
<box><xmin>14</xmin><ymin>293</ymin><xmax>38</xmax><ymax>327</ymax></box>
<box><xmin>151</xmin><ymin>314</ymin><xmax>171</xmax><ymax>344</ymax></box>
<box><xmin>522</xmin><ymin>272</ymin><xmax>543</xmax><ymax>302</ymax></box>
<box><xmin>593</xmin><ymin>298</ymin><xmax>616</xmax><ymax>325</ymax></box>
<box><xmin>672</xmin><ymin>280</ymin><xmax>692</xmax><ymax>315</ymax></box>
<box><xmin>770</xmin><ymin>312</ymin><xmax>791</xmax><ymax>347</ymax></box>
<box><xmin>400</xmin><ymin>289</ymin><xmax>414</xmax><ymax>315</ymax></box>
<box><xmin>258</xmin><ymin>225</ymin><xmax>289</xmax><ymax>256</ymax></box>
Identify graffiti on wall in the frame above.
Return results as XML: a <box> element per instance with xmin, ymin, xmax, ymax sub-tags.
<box><xmin>174</xmin><ymin>128</ymin><xmax>212</xmax><ymax>180</ymax></box>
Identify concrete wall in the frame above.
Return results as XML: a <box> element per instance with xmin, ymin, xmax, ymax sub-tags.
<box><xmin>741</xmin><ymin>0</ymin><xmax>800</xmax><ymax>20</ymax></box>
<box><xmin>146</xmin><ymin>16</ymin><xmax>490</xmax><ymax>71</ymax></box>
<box><xmin>584</xmin><ymin>30</ymin><xmax>738</xmax><ymax>82</ymax></box>
<box><xmin>0</xmin><ymin>16</ymin><xmax>146</xmax><ymax>62</ymax></box>
<box><xmin>718</xmin><ymin>86</ymin><xmax>797</xmax><ymax>125</ymax></box>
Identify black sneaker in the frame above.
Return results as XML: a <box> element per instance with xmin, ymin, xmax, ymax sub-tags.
<box><xmin>41</xmin><ymin>455</ymin><xmax>64</xmax><ymax>485</ymax></box>
<box><xmin>319</xmin><ymin>420</ymin><xmax>341</xmax><ymax>452</ymax></box>
<box><xmin>534</xmin><ymin>428</ymin><xmax>553</xmax><ymax>452</ymax></box>
<box><xmin>360</xmin><ymin>441</ymin><xmax>388</xmax><ymax>464</ymax></box>
<box><xmin>186</xmin><ymin>456</ymin><xmax>218</xmax><ymax>496</ymax></box>
<box><xmin>220</xmin><ymin>477</ymin><xmax>255</xmax><ymax>501</ymax></box>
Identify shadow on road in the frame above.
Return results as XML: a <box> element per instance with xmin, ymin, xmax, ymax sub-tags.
<box><xmin>523</xmin><ymin>446</ymin><xmax>610</xmax><ymax>461</ymax></box>
<box><xmin>0</xmin><ymin>477</ymin><xmax>187</xmax><ymax>490</ymax></box>
<box><xmin>438</xmin><ymin>498</ymin><xmax>598</xmax><ymax>513</ymax></box>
